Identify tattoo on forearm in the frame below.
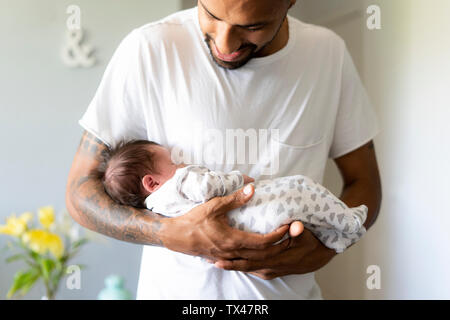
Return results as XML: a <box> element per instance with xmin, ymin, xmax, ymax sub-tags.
<box><xmin>72</xmin><ymin>177</ymin><xmax>163</xmax><ymax>245</ymax></box>
<box><xmin>79</xmin><ymin>131</ymin><xmax>109</xmax><ymax>160</ymax></box>
<box><xmin>69</xmin><ymin>131</ymin><xmax>164</xmax><ymax>246</ymax></box>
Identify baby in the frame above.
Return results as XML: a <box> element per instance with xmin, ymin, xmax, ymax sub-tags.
<box><xmin>99</xmin><ymin>140</ymin><xmax>368</xmax><ymax>253</ymax></box>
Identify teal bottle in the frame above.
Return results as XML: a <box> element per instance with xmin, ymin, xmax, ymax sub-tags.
<box><xmin>97</xmin><ymin>275</ymin><xmax>132</xmax><ymax>300</ymax></box>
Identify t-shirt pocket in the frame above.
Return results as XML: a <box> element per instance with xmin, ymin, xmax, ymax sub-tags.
<box><xmin>269</xmin><ymin>102</ymin><xmax>326</xmax><ymax>149</ymax></box>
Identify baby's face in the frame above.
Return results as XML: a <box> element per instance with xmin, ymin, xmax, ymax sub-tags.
<box><xmin>148</xmin><ymin>145</ymin><xmax>185</xmax><ymax>186</ymax></box>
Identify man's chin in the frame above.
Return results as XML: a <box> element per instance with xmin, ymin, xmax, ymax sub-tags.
<box><xmin>204</xmin><ymin>36</ymin><xmax>256</xmax><ymax>70</ymax></box>
<box><xmin>211</xmin><ymin>52</ymin><xmax>254</xmax><ymax>70</ymax></box>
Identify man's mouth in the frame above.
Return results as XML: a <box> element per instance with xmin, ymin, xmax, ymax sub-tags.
<box><xmin>211</xmin><ymin>41</ymin><xmax>251</xmax><ymax>62</ymax></box>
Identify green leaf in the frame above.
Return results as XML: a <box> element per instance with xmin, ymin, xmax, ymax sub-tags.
<box><xmin>24</xmin><ymin>259</ymin><xmax>38</xmax><ymax>268</ymax></box>
<box><xmin>59</xmin><ymin>253</ymin><xmax>69</xmax><ymax>264</ymax></box>
<box><xmin>19</xmin><ymin>270</ymin><xmax>40</xmax><ymax>296</ymax></box>
<box><xmin>54</xmin><ymin>260</ymin><xmax>63</xmax><ymax>273</ymax></box>
<box><xmin>28</xmin><ymin>250</ymin><xmax>39</xmax><ymax>261</ymax></box>
<box><xmin>5</xmin><ymin>254</ymin><xmax>26</xmax><ymax>263</ymax></box>
<box><xmin>64</xmin><ymin>247</ymin><xmax>84</xmax><ymax>262</ymax></box>
<box><xmin>7</xmin><ymin>269</ymin><xmax>38</xmax><ymax>299</ymax></box>
<box><xmin>39</xmin><ymin>258</ymin><xmax>55</xmax><ymax>281</ymax></box>
<box><xmin>71</xmin><ymin>238</ymin><xmax>89</xmax><ymax>250</ymax></box>
<box><xmin>7</xmin><ymin>271</ymin><xmax>26</xmax><ymax>299</ymax></box>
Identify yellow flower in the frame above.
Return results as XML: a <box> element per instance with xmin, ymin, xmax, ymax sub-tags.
<box><xmin>38</xmin><ymin>206</ymin><xmax>55</xmax><ymax>229</ymax></box>
<box><xmin>47</xmin><ymin>233</ymin><xmax>64</xmax><ymax>258</ymax></box>
<box><xmin>0</xmin><ymin>212</ymin><xmax>32</xmax><ymax>237</ymax></box>
<box><xmin>22</xmin><ymin>229</ymin><xmax>64</xmax><ymax>259</ymax></box>
<box><xmin>22</xmin><ymin>230</ymin><xmax>48</xmax><ymax>255</ymax></box>
<box><xmin>20</xmin><ymin>212</ymin><xmax>33</xmax><ymax>224</ymax></box>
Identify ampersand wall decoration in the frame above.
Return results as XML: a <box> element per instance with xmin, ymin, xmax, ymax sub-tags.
<box><xmin>62</xmin><ymin>28</ymin><xmax>96</xmax><ymax>68</ymax></box>
<box><xmin>62</xmin><ymin>5</ymin><xmax>96</xmax><ymax>68</ymax></box>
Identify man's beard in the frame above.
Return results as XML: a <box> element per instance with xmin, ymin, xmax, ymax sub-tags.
<box><xmin>204</xmin><ymin>34</ymin><xmax>257</xmax><ymax>70</ymax></box>
<box><xmin>203</xmin><ymin>17</ymin><xmax>286</xmax><ymax>70</ymax></box>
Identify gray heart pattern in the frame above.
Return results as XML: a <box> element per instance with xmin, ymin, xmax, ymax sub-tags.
<box><xmin>276</xmin><ymin>204</ymin><xmax>285</xmax><ymax>215</ymax></box>
<box><xmin>288</xmin><ymin>208</ymin><xmax>294</xmax><ymax>218</ymax></box>
<box><xmin>342</xmin><ymin>223</ymin><xmax>349</xmax><ymax>233</ymax></box>
<box><xmin>329</xmin><ymin>212</ymin><xmax>335</xmax><ymax>221</ymax></box>
<box><xmin>155</xmin><ymin>166</ymin><xmax>367</xmax><ymax>255</ymax></box>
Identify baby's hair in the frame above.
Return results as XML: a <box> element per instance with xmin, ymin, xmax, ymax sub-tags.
<box><xmin>98</xmin><ymin>139</ymin><xmax>161</xmax><ymax>208</ymax></box>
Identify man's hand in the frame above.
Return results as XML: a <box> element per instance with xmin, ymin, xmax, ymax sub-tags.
<box><xmin>212</xmin><ymin>227</ymin><xmax>337</xmax><ymax>280</ymax></box>
<box><xmin>160</xmin><ymin>183</ymin><xmax>291</xmax><ymax>261</ymax></box>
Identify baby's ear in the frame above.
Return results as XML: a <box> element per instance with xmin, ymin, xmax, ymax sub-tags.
<box><xmin>142</xmin><ymin>174</ymin><xmax>158</xmax><ymax>193</ymax></box>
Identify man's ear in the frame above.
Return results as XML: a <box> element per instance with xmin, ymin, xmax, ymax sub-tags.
<box><xmin>142</xmin><ymin>174</ymin><xmax>159</xmax><ymax>193</ymax></box>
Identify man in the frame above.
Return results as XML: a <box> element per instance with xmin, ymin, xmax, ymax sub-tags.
<box><xmin>66</xmin><ymin>0</ymin><xmax>382</xmax><ymax>299</ymax></box>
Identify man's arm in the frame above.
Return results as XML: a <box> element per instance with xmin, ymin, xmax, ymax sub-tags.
<box><xmin>333</xmin><ymin>140</ymin><xmax>382</xmax><ymax>230</ymax></box>
<box><xmin>66</xmin><ymin>131</ymin><xmax>289</xmax><ymax>257</ymax></box>
<box><xmin>65</xmin><ymin>131</ymin><xmax>165</xmax><ymax>245</ymax></box>
<box><xmin>214</xmin><ymin>140</ymin><xmax>382</xmax><ymax>279</ymax></box>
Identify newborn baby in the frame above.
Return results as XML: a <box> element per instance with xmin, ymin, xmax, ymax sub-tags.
<box><xmin>99</xmin><ymin>140</ymin><xmax>368</xmax><ymax>253</ymax></box>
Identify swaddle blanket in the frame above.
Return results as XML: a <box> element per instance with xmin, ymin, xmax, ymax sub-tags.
<box><xmin>145</xmin><ymin>165</ymin><xmax>367</xmax><ymax>253</ymax></box>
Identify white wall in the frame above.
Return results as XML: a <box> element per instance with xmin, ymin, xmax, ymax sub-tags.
<box><xmin>0</xmin><ymin>0</ymin><xmax>181</xmax><ymax>300</ymax></box>
<box><xmin>292</xmin><ymin>0</ymin><xmax>450</xmax><ymax>299</ymax></box>
<box><xmin>379</xmin><ymin>0</ymin><xmax>450</xmax><ymax>299</ymax></box>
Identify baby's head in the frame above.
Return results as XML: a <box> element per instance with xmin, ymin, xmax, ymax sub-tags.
<box><xmin>98</xmin><ymin>140</ymin><xmax>180</xmax><ymax>208</ymax></box>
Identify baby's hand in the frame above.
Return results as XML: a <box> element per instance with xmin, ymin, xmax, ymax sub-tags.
<box><xmin>242</xmin><ymin>174</ymin><xmax>255</xmax><ymax>184</ymax></box>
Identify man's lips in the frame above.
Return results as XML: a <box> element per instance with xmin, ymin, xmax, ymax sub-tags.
<box><xmin>211</xmin><ymin>41</ymin><xmax>250</xmax><ymax>62</ymax></box>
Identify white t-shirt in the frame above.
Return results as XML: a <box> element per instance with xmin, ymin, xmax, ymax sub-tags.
<box><xmin>79</xmin><ymin>7</ymin><xmax>380</xmax><ymax>299</ymax></box>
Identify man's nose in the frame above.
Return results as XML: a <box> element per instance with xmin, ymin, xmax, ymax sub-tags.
<box><xmin>214</xmin><ymin>22</ymin><xmax>241</xmax><ymax>55</ymax></box>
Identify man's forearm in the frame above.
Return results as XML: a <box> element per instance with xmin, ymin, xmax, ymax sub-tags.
<box><xmin>67</xmin><ymin>176</ymin><xmax>165</xmax><ymax>245</ymax></box>
<box><xmin>339</xmin><ymin>178</ymin><xmax>382</xmax><ymax>230</ymax></box>
<box><xmin>66</xmin><ymin>130</ymin><xmax>167</xmax><ymax>246</ymax></box>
